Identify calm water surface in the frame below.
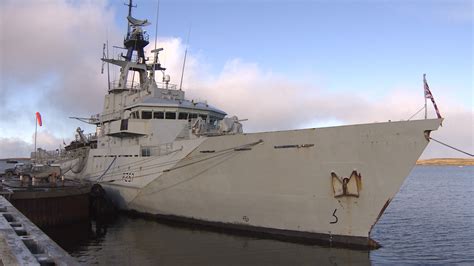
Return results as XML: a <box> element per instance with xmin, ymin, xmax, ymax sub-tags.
<box><xmin>44</xmin><ymin>166</ymin><xmax>473</xmax><ymax>265</ymax></box>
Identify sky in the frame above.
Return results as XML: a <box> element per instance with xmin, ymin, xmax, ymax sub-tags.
<box><xmin>0</xmin><ymin>0</ymin><xmax>472</xmax><ymax>159</ymax></box>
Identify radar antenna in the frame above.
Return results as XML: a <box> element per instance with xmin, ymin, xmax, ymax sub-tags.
<box><xmin>124</xmin><ymin>0</ymin><xmax>137</xmax><ymax>36</ymax></box>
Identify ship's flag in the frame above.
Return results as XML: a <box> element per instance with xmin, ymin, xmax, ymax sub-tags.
<box><xmin>36</xmin><ymin>112</ymin><xmax>42</xmax><ymax>126</ymax></box>
<box><xmin>423</xmin><ymin>74</ymin><xmax>442</xmax><ymax>119</ymax></box>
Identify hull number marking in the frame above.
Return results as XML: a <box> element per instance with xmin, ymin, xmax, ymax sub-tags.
<box><xmin>330</xmin><ymin>209</ymin><xmax>338</xmax><ymax>224</ymax></box>
<box><xmin>122</xmin><ymin>172</ymin><xmax>135</xmax><ymax>182</ymax></box>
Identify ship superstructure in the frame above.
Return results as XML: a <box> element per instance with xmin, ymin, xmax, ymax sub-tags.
<box><xmin>40</xmin><ymin>1</ymin><xmax>442</xmax><ymax>249</ymax></box>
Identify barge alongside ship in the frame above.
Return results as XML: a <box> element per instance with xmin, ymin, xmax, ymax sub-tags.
<box><xmin>40</xmin><ymin>1</ymin><xmax>442</xmax><ymax>249</ymax></box>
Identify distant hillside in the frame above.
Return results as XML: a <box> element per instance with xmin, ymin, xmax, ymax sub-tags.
<box><xmin>416</xmin><ymin>158</ymin><xmax>474</xmax><ymax>166</ymax></box>
<box><xmin>0</xmin><ymin>158</ymin><xmax>30</xmax><ymax>161</ymax></box>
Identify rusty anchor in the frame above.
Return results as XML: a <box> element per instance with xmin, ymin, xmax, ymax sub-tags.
<box><xmin>331</xmin><ymin>170</ymin><xmax>362</xmax><ymax>197</ymax></box>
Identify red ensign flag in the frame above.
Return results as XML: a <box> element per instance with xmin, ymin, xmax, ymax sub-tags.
<box><xmin>36</xmin><ymin>112</ymin><xmax>42</xmax><ymax>126</ymax></box>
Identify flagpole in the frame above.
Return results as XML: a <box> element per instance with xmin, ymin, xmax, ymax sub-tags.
<box><xmin>423</xmin><ymin>74</ymin><xmax>427</xmax><ymax>119</ymax></box>
<box><xmin>424</xmin><ymin>97</ymin><xmax>427</xmax><ymax>119</ymax></box>
<box><xmin>34</xmin><ymin>115</ymin><xmax>37</xmax><ymax>162</ymax></box>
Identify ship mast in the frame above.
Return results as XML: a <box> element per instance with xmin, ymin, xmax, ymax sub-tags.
<box><xmin>123</xmin><ymin>0</ymin><xmax>147</xmax><ymax>63</ymax></box>
<box><xmin>125</xmin><ymin>0</ymin><xmax>136</xmax><ymax>39</ymax></box>
<box><xmin>102</xmin><ymin>0</ymin><xmax>166</xmax><ymax>93</ymax></box>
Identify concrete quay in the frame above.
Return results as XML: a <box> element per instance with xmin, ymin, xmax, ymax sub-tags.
<box><xmin>0</xmin><ymin>196</ymin><xmax>78</xmax><ymax>266</ymax></box>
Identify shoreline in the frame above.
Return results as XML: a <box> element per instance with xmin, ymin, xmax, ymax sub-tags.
<box><xmin>416</xmin><ymin>158</ymin><xmax>474</xmax><ymax>166</ymax></box>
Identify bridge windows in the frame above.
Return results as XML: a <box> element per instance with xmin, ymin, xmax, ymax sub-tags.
<box><xmin>165</xmin><ymin>112</ymin><xmax>176</xmax><ymax>120</ymax></box>
<box><xmin>130</xmin><ymin>110</ymin><xmax>140</xmax><ymax>119</ymax></box>
<box><xmin>150</xmin><ymin>111</ymin><xmax>180</xmax><ymax>120</ymax></box>
<box><xmin>142</xmin><ymin>111</ymin><xmax>152</xmax><ymax>119</ymax></box>
<box><xmin>153</xmin><ymin>111</ymin><xmax>164</xmax><ymax>119</ymax></box>
<box><xmin>129</xmin><ymin>108</ymin><xmax>224</xmax><ymax>123</ymax></box>
<box><xmin>178</xmin><ymin>112</ymin><xmax>188</xmax><ymax>120</ymax></box>
<box><xmin>178</xmin><ymin>112</ymin><xmax>210</xmax><ymax>122</ymax></box>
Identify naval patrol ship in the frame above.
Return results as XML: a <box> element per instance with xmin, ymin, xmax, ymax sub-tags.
<box><xmin>45</xmin><ymin>1</ymin><xmax>442</xmax><ymax>249</ymax></box>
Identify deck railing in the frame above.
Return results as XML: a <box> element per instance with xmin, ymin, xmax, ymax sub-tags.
<box><xmin>75</xmin><ymin>132</ymin><xmax>97</xmax><ymax>143</ymax></box>
<box><xmin>109</xmin><ymin>80</ymin><xmax>140</xmax><ymax>91</ymax></box>
<box><xmin>108</xmin><ymin>80</ymin><xmax>178</xmax><ymax>91</ymax></box>
<box><xmin>32</xmin><ymin>147</ymin><xmax>88</xmax><ymax>164</ymax></box>
<box><xmin>124</xmin><ymin>32</ymin><xmax>150</xmax><ymax>42</ymax></box>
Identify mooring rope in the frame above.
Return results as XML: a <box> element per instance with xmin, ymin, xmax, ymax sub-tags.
<box><xmin>430</xmin><ymin>137</ymin><xmax>473</xmax><ymax>157</ymax></box>
<box><xmin>96</xmin><ymin>156</ymin><xmax>117</xmax><ymax>182</ymax></box>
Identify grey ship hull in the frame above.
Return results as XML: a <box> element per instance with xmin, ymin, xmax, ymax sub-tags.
<box><xmin>65</xmin><ymin>118</ymin><xmax>442</xmax><ymax>249</ymax></box>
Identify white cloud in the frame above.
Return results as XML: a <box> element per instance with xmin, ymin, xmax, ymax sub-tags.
<box><xmin>0</xmin><ymin>130</ymin><xmax>73</xmax><ymax>159</ymax></box>
<box><xmin>0</xmin><ymin>0</ymin><xmax>120</xmax><ymax>129</ymax></box>
<box><xmin>185</xmin><ymin>58</ymin><xmax>473</xmax><ymax>159</ymax></box>
<box><xmin>0</xmin><ymin>0</ymin><xmax>120</xmax><ymax>152</ymax></box>
<box><xmin>0</xmin><ymin>137</ymin><xmax>33</xmax><ymax>159</ymax></box>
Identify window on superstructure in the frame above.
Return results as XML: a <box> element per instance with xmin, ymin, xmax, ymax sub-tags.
<box><xmin>153</xmin><ymin>111</ymin><xmax>164</xmax><ymax>119</ymax></box>
<box><xmin>120</xmin><ymin>119</ymin><xmax>128</xmax><ymax>130</ymax></box>
<box><xmin>209</xmin><ymin>116</ymin><xmax>217</xmax><ymax>126</ymax></box>
<box><xmin>142</xmin><ymin>111</ymin><xmax>152</xmax><ymax>119</ymax></box>
<box><xmin>199</xmin><ymin>114</ymin><xmax>208</xmax><ymax>121</ymax></box>
<box><xmin>165</xmin><ymin>112</ymin><xmax>176</xmax><ymax>120</ymax></box>
<box><xmin>178</xmin><ymin>112</ymin><xmax>188</xmax><ymax>120</ymax></box>
<box><xmin>188</xmin><ymin>113</ymin><xmax>198</xmax><ymax>120</ymax></box>
<box><xmin>130</xmin><ymin>111</ymin><xmax>140</xmax><ymax>119</ymax></box>
<box><xmin>141</xmin><ymin>147</ymin><xmax>151</xmax><ymax>157</ymax></box>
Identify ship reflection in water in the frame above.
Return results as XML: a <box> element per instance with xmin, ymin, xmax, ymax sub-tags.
<box><xmin>44</xmin><ymin>166</ymin><xmax>474</xmax><ymax>265</ymax></box>
<box><xmin>45</xmin><ymin>216</ymin><xmax>369</xmax><ymax>265</ymax></box>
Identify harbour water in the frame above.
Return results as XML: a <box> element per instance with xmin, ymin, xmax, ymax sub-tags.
<box><xmin>43</xmin><ymin>166</ymin><xmax>473</xmax><ymax>265</ymax></box>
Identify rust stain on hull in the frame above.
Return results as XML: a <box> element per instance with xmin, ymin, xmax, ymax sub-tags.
<box><xmin>369</xmin><ymin>197</ymin><xmax>392</xmax><ymax>237</ymax></box>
